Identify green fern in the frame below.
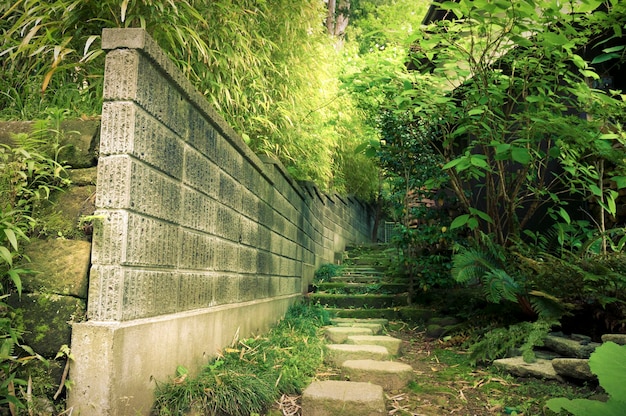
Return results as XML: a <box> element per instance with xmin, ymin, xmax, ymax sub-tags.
<box><xmin>451</xmin><ymin>247</ymin><xmax>503</xmax><ymax>284</ymax></box>
<box><xmin>452</xmin><ymin>242</ymin><xmax>521</xmax><ymax>305</ymax></box>
<box><xmin>468</xmin><ymin>319</ymin><xmax>556</xmax><ymax>365</ymax></box>
<box><xmin>483</xmin><ymin>269</ymin><xmax>519</xmax><ymax>303</ymax></box>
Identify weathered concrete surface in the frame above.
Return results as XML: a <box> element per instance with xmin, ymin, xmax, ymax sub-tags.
<box><xmin>324</xmin><ymin>326</ymin><xmax>373</xmax><ymax>343</ymax></box>
<box><xmin>301</xmin><ymin>380</ymin><xmax>385</xmax><ymax>416</ymax></box>
<box><xmin>325</xmin><ymin>344</ymin><xmax>390</xmax><ymax>367</ymax></box>
<box><xmin>342</xmin><ymin>359</ymin><xmax>413</xmax><ymax>390</ymax></box>
<box><xmin>346</xmin><ymin>335</ymin><xmax>402</xmax><ymax>356</ymax></box>
<box><xmin>493</xmin><ymin>357</ymin><xmax>564</xmax><ymax>381</ymax></box>
<box><xmin>68</xmin><ymin>295</ymin><xmax>298</xmax><ymax>415</ymax></box>
<box><xmin>552</xmin><ymin>358</ymin><xmax>595</xmax><ymax>381</ymax></box>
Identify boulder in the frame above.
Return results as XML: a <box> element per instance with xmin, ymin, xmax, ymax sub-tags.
<box><xmin>544</xmin><ymin>334</ymin><xmax>600</xmax><ymax>359</ymax></box>
<box><xmin>493</xmin><ymin>357</ymin><xmax>563</xmax><ymax>381</ymax></box>
<box><xmin>9</xmin><ymin>293</ymin><xmax>86</xmax><ymax>357</ymax></box>
<box><xmin>551</xmin><ymin>358</ymin><xmax>595</xmax><ymax>381</ymax></box>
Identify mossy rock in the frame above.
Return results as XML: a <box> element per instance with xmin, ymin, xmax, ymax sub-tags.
<box><xmin>9</xmin><ymin>293</ymin><xmax>86</xmax><ymax>358</ymax></box>
<box><xmin>35</xmin><ymin>180</ymin><xmax>96</xmax><ymax>239</ymax></box>
<box><xmin>0</xmin><ymin>119</ymin><xmax>99</xmax><ymax>168</ymax></box>
<box><xmin>398</xmin><ymin>307</ymin><xmax>434</xmax><ymax>322</ymax></box>
<box><xmin>21</xmin><ymin>239</ymin><xmax>91</xmax><ymax>298</ymax></box>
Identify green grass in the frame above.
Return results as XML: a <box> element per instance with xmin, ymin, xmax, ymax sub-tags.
<box><xmin>152</xmin><ymin>302</ymin><xmax>330</xmax><ymax>415</ymax></box>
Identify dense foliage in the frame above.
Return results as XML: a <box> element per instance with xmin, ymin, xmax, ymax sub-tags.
<box><xmin>0</xmin><ymin>118</ymin><xmax>69</xmax><ymax>412</ymax></box>
<box><xmin>408</xmin><ymin>0</ymin><xmax>626</xmax><ymax>246</ymax></box>
<box><xmin>0</xmin><ymin>0</ymin><xmax>380</xmax><ymax>197</ymax></box>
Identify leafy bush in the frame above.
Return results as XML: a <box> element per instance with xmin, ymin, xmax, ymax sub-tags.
<box><xmin>547</xmin><ymin>342</ymin><xmax>626</xmax><ymax>415</ymax></box>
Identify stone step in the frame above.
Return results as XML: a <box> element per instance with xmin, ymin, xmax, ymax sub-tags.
<box><xmin>346</xmin><ymin>335</ymin><xmax>402</xmax><ymax>356</ymax></box>
<box><xmin>325</xmin><ymin>344</ymin><xmax>390</xmax><ymax>367</ymax></box>
<box><xmin>316</xmin><ymin>282</ymin><xmax>406</xmax><ymax>295</ymax></box>
<box><xmin>330</xmin><ymin>318</ymin><xmax>389</xmax><ymax>326</ymax></box>
<box><xmin>333</xmin><ymin>322</ymin><xmax>383</xmax><ymax>334</ymax></box>
<box><xmin>340</xmin><ymin>267</ymin><xmax>383</xmax><ymax>275</ymax></box>
<box><xmin>324</xmin><ymin>326</ymin><xmax>373</xmax><ymax>344</ymax></box>
<box><xmin>332</xmin><ymin>275</ymin><xmax>382</xmax><ymax>284</ymax></box>
<box><xmin>309</xmin><ymin>293</ymin><xmax>407</xmax><ymax>309</ymax></box>
<box><xmin>301</xmin><ymin>380</ymin><xmax>385</xmax><ymax>416</ymax></box>
<box><xmin>342</xmin><ymin>359</ymin><xmax>413</xmax><ymax>391</ymax></box>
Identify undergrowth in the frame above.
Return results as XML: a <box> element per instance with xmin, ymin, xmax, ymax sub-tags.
<box><xmin>313</xmin><ymin>263</ymin><xmax>343</xmax><ymax>284</ymax></box>
<box><xmin>152</xmin><ymin>302</ymin><xmax>330</xmax><ymax>415</ymax></box>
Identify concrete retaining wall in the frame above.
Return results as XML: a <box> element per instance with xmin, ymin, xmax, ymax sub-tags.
<box><xmin>68</xmin><ymin>28</ymin><xmax>373</xmax><ymax>415</ymax></box>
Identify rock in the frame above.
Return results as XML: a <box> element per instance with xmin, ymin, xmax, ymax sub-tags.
<box><xmin>301</xmin><ymin>380</ymin><xmax>385</xmax><ymax>416</ymax></box>
<box><xmin>601</xmin><ymin>334</ymin><xmax>626</xmax><ymax>345</ymax></box>
<box><xmin>493</xmin><ymin>357</ymin><xmax>564</xmax><ymax>381</ymax></box>
<box><xmin>551</xmin><ymin>358</ymin><xmax>595</xmax><ymax>381</ymax></box>
<box><xmin>21</xmin><ymin>239</ymin><xmax>91</xmax><ymax>298</ymax></box>
<box><xmin>428</xmin><ymin>316</ymin><xmax>459</xmax><ymax>327</ymax></box>
<box><xmin>544</xmin><ymin>334</ymin><xmax>600</xmax><ymax>359</ymax></box>
<box><xmin>68</xmin><ymin>167</ymin><xmax>98</xmax><ymax>186</ymax></box>
<box><xmin>8</xmin><ymin>293</ymin><xmax>86</xmax><ymax>357</ymax></box>
<box><xmin>324</xmin><ymin>326</ymin><xmax>373</xmax><ymax>343</ymax></box>
<box><xmin>39</xmin><ymin>183</ymin><xmax>97</xmax><ymax>239</ymax></box>
<box><xmin>425</xmin><ymin>324</ymin><xmax>449</xmax><ymax>339</ymax></box>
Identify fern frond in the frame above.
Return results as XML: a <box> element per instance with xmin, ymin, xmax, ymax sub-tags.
<box><xmin>528</xmin><ymin>290</ymin><xmax>570</xmax><ymax>320</ymax></box>
<box><xmin>451</xmin><ymin>247</ymin><xmax>501</xmax><ymax>284</ymax></box>
<box><xmin>482</xmin><ymin>269</ymin><xmax>519</xmax><ymax>303</ymax></box>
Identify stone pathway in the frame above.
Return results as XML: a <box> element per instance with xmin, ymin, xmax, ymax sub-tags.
<box><xmin>301</xmin><ymin>318</ymin><xmax>413</xmax><ymax>415</ymax></box>
<box><xmin>302</xmin><ymin>244</ymin><xmax>414</xmax><ymax>415</ymax></box>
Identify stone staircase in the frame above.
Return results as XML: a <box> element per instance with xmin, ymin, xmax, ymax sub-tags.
<box><xmin>302</xmin><ymin>245</ymin><xmax>413</xmax><ymax>415</ymax></box>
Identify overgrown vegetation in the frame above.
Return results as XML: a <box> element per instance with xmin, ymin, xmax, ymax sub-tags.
<box><xmin>152</xmin><ymin>302</ymin><xmax>329</xmax><ymax>415</ymax></box>
<box><xmin>343</xmin><ymin>0</ymin><xmax>626</xmax><ymax>382</ymax></box>
<box><xmin>0</xmin><ymin>0</ymin><xmax>383</xmax><ymax>197</ymax></box>
<box><xmin>0</xmin><ymin>118</ymin><xmax>70</xmax><ymax>412</ymax></box>
<box><xmin>313</xmin><ymin>263</ymin><xmax>344</xmax><ymax>284</ymax></box>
